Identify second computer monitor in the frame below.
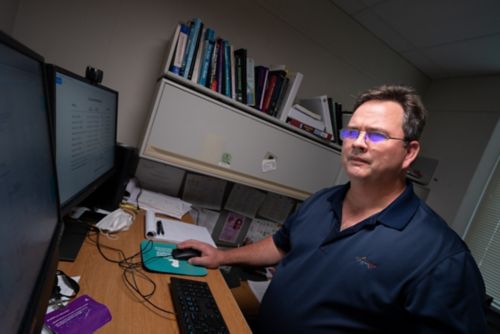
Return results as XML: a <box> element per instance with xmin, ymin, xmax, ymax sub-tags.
<box><xmin>48</xmin><ymin>65</ymin><xmax>118</xmax><ymax>215</ymax></box>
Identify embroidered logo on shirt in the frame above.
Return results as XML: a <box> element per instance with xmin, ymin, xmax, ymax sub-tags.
<box><xmin>355</xmin><ymin>256</ymin><xmax>377</xmax><ymax>269</ymax></box>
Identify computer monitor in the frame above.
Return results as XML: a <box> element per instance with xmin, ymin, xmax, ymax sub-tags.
<box><xmin>0</xmin><ymin>31</ymin><xmax>62</xmax><ymax>333</ymax></box>
<box><xmin>46</xmin><ymin>65</ymin><xmax>118</xmax><ymax>260</ymax></box>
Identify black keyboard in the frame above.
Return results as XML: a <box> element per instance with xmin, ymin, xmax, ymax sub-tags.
<box><xmin>169</xmin><ymin>277</ymin><xmax>229</xmax><ymax>334</ymax></box>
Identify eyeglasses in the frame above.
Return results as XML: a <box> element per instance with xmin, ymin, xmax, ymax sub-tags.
<box><xmin>339</xmin><ymin>128</ymin><xmax>406</xmax><ymax>143</ymax></box>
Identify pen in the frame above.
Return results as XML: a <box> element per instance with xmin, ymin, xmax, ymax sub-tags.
<box><xmin>157</xmin><ymin>220</ymin><xmax>165</xmax><ymax>235</ymax></box>
<box><xmin>156</xmin><ymin>220</ymin><xmax>162</xmax><ymax>235</ymax></box>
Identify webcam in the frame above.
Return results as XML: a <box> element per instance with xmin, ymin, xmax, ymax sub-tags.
<box><xmin>85</xmin><ymin>66</ymin><xmax>103</xmax><ymax>85</ymax></box>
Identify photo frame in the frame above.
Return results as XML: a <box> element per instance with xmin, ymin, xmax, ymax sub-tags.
<box><xmin>212</xmin><ymin>211</ymin><xmax>251</xmax><ymax>247</ymax></box>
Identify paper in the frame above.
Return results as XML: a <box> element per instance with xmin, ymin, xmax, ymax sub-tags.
<box><xmin>182</xmin><ymin>173</ymin><xmax>227</xmax><ymax>210</ymax></box>
<box><xmin>138</xmin><ymin>189</ymin><xmax>192</xmax><ymax>219</ymax></box>
<box><xmin>245</xmin><ymin>218</ymin><xmax>282</xmax><ymax>243</ymax></box>
<box><xmin>124</xmin><ymin>178</ymin><xmax>141</xmax><ymax>205</ymax></box>
<box><xmin>134</xmin><ymin>158</ymin><xmax>185</xmax><ymax>196</ymax></box>
<box><xmin>248</xmin><ymin>280</ymin><xmax>270</xmax><ymax>303</ymax></box>
<box><xmin>262</xmin><ymin>158</ymin><xmax>277</xmax><ymax>172</ymax></box>
<box><xmin>144</xmin><ymin>211</ymin><xmax>216</xmax><ymax>247</ymax></box>
<box><xmin>224</xmin><ymin>183</ymin><xmax>266</xmax><ymax>218</ymax></box>
<box><xmin>191</xmin><ymin>207</ymin><xmax>220</xmax><ymax>234</ymax></box>
<box><xmin>257</xmin><ymin>192</ymin><xmax>296</xmax><ymax>223</ymax></box>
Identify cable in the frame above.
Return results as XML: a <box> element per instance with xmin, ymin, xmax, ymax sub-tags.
<box><xmin>85</xmin><ymin>228</ymin><xmax>177</xmax><ymax>317</ymax></box>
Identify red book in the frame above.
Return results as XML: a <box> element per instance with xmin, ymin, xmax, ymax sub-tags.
<box><xmin>261</xmin><ymin>73</ymin><xmax>278</xmax><ymax>113</ymax></box>
<box><xmin>287</xmin><ymin>117</ymin><xmax>333</xmax><ymax>141</ymax></box>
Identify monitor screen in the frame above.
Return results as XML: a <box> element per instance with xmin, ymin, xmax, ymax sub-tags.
<box><xmin>48</xmin><ymin>66</ymin><xmax>118</xmax><ymax>215</ymax></box>
<box><xmin>0</xmin><ymin>31</ymin><xmax>61</xmax><ymax>333</ymax></box>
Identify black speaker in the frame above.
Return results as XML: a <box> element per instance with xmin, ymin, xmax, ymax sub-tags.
<box><xmin>84</xmin><ymin>143</ymin><xmax>139</xmax><ymax>211</ymax></box>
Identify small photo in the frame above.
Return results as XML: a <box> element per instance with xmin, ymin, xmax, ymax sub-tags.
<box><xmin>218</xmin><ymin>212</ymin><xmax>245</xmax><ymax>243</ymax></box>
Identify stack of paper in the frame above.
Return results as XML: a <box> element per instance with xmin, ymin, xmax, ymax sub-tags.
<box><xmin>139</xmin><ymin>189</ymin><xmax>192</xmax><ymax>219</ymax></box>
<box><xmin>145</xmin><ymin>211</ymin><xmax>216</xmax><ymax>247</ymax></box>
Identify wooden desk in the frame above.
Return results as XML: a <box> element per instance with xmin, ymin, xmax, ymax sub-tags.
<box><xmin>58</xmin><ymin>211</ymin><xmax>252</xmax><ymax>333</ymax></box>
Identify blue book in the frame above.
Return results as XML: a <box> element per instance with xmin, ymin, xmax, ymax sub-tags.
<box><xmin>169</xmin><ymin>23</ymin><xmax>190</xmax><ymax>75</ymax></box>
<box><xmin>198</xmin><ymin>28</ymin><xmax>215</xmax><ymax>86</ymax></box>
<box><xmin>223</xmin><ymin>40</ymin><xmax>232</xmax><ymax>97</ymax></box>
<box><xmin>181</xmin><ymin>18</ymin><xmax>203</xmax><ymax>78</ymax></box>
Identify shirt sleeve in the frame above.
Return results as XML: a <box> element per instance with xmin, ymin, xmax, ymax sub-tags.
<box><xmin>272</xmin><ymin>213</ymin><xmax>293</xmax><ymax>252</ymax></box>
<box><xmin>404</xmin><ymin>250</ymin><xmax>488</xmax><ymax>333</ymax></box>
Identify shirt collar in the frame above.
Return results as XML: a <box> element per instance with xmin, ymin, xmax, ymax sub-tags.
<box><xmin>329</xmin><ymin>181</ymin><xmax>420</xmax><ymax>231</ymax></box>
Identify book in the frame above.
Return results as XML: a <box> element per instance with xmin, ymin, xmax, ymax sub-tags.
<box><xmin>229</xmin><ymin>44</ymin><xmax>236</xmax><ymax>99</ymax></box>
<box><xmin>187</xmin><ymin>22</ymin><xmax>204</xmax><ymax>80</ymax></box>
<box><xmin>181</xmin><ymin>18</ymin><xmax>203</xmax><ymax>78</ymax></box>
<box><xmin>262</xmin><ymin>67</ymin><xmax>286</xmax><ymax>114</ymax></box>
<box><xmin>168</xmin><ymin>23</ymin><xmax>190</xmax><ymax>75</ymax></box>
<box><xmin>234</xmin><ymin>48</ymin><xmax>247</xmax><ymax>104</ymax></box>
<box><xmin>223</xmin><ymin>40</ymin><xmax>232</xmax><ymax>97</ymax></box>
<box><xmin>287</xmin><ymin>117</ymin><xmax>333</xmax><ymax>141</ymax></box>
<box><xmin>334</xmin><ymin>102</ymin><xmax>343</xmax><ymax>142</ymax></box>
<box><xmin>327</xmin><ymin>97</ymin><xmax>340</xmax><ymax>144</ymax></box>
<box><xmin>276</xmin><ymin>72</ymin><xmax>303</xmax><ymax>122</ymax></box>
<box><xmin>300</xmin><ymin>95</ymin><xmax>333</xmax><ymax>135</ymax></box>
<box><xmin>190</xmin><ymin>27</ymin><xmax>206</xmax><ymax>83</ymax></box>
<box><xmin>268</xmin><ymin>73</ymin><xmax>287</xmax><ymax>116</ymax></box>
<box><xmin>294</xmin><ymin>103</ymin><xmax>321</xmax><ymax>120</ymax></box>
<box><xmin>254</xmin><ymin>66</ymin><xmax>269</xmax><ymax>111</ymax></box>
<box><xmin>271</xmin><ymin>76</ymin><xmax>289</xmax><ymax>116</ymax></box>
<box><xmin>197</xmin><ymin>28</ymin><xmax>216</xmax><ymax>87</ymax></box>
<box><xmin>207</xmin><ymin>37</ymin><xmax>220</xmax><ymax>90</ymax></box>
<box><xmin>287</xmin><ymin>104</ymin><xmax>326</xmax><ymax>130</ymax></box>
<box><xmin>215</xmin><ymin>39</ymin><xmax>224</xmax><ymax>93</ymax></box>
<box><xmin>246</xmin><ymin>57</ymin><xmax>255</xmax><ymax>106</ymax></box>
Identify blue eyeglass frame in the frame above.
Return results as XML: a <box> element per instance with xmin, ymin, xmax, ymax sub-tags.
<box><xmin>339</xmin><ymin>128</ymin><xmax>406</xmax><ymax>143</ymax></box>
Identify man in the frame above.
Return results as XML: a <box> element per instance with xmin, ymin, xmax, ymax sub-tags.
<box><xmin>179</xmin><ymin>85</ymin><xmax>487</xmax><ymax>333</ymax></box>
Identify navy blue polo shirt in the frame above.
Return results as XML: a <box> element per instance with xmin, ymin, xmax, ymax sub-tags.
<box><xmin>256</xmin><ymin>182</ymin><xmax>487</xmax><ymax>334</ymax></box>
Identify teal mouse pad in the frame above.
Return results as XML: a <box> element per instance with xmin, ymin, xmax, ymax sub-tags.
<box><xmin>140</xmin><ymin>240</ymin><xmax>207</xmax><ymax>276</ymax></box>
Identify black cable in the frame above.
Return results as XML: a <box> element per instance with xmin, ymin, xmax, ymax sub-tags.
<box><xmin>85</xmin><ymin>228</ymin><xmax>176</xmax><ymax>317</ymax></box>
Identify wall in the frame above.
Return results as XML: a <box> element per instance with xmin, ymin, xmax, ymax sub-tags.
<box><xmin>421</xmin><ymin>75</ymin><xmax>500</xmax><ymax>228</ymax></box>
<box><xmin>11</xmin><ymin>0</ymin><xmax>428</xmax><ymax>147</ymax></box>
<box><xmin>11</xmin><ymin>0</ymin><xmax>496</xmax><ymax>232</ymax></box>
<box><xmin>0</xmin><ymin>0</ymin><xmax>20</xmax><ymax>34</ymax></box>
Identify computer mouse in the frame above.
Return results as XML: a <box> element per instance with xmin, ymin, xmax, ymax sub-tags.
<box><xmin>171</xmin><ymin>247</ymin><xmax>202</xmax><ymax>260</ymax></box>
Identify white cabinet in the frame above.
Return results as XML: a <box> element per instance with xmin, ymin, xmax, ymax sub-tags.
<box><xmin>140</xmin><ymin>78</ymin><xmax>342</xmax><ymax>200</ymax></box>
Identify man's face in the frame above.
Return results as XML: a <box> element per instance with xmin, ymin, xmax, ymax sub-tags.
<box><xmin>341</xmin><ymin>100</ymin><xmax>417</xmax><ymax>183</ymax></box>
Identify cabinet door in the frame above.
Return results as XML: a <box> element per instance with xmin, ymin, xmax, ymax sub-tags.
<box><xmin>141</xmin><ymin>79</ymin><xmax>342</xmax><ymax>200</ymax></box>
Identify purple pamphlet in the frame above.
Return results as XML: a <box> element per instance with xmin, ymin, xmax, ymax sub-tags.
<box><xmin>44</xmin><ymin>295</ymin><xmax>112</xmax><ymax>334</ymax></box>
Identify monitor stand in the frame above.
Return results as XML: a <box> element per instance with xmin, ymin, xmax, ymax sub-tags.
<box><xmin>58</xmin><ymin>211</ymin><xmax>107</xmax><ymax>262</ymax></box>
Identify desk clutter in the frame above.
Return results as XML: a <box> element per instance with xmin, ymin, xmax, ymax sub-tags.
<box><xmin>144</xmin><ymin>210</ymin><xmax>215</xmax><ymax>246</ymax></box>
<box><xmin>132</xmin><ymin>164</ymin><xmax>299</xmax><ymax>248</ymax></box>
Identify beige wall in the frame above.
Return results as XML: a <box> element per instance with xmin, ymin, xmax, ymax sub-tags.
<box><xmin>0</xmin><ymin>0</ymin><xmax>20</xmax><ymax>34</ymax></box>
<box><xmin>12</xmin><ymin>0</ymin><xmax>428</xmax><ymax>147</ymax></box>
<box><xmin>421</xmin><ymin>76</ymin><xmax>500</xmax><ymax>228</ymax></box>
<box><xmin>10</xmin><ymin>0</ymin><xmax>499</xmax><ymax>231</ymax></box>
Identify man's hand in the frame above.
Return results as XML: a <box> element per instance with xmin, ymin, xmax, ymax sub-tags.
<box><xmin>177</xmin><ymin>239</ymin><xmax>224</xmax><ymax>268</ymax></box>
<box><xmin>178</xmin><ymin>236</ymin><xmax>285</xmax><ymax>269</ymax></box>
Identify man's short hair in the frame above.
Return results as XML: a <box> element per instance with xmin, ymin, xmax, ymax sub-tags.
<box><xmin>352</xmin><ymin>85</ymin><xmax>427</xmax><ymax>141</ymax></box>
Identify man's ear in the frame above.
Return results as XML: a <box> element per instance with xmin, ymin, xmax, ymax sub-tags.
<box><xmin>402</xmin><ymin>140</ymin><xmax>420</xmax><ymax>170</ymax></box>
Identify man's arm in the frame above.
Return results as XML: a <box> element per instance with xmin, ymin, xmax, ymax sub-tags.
<box><xmin>177</xmin><ymin>236</ymin><xmax>285</xmax><ymax>269</ymax></box>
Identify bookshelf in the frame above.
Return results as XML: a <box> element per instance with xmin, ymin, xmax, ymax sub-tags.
<box><xmin>163</xmin><ymin>71</ymin><xmax>341</xmax><ymax>150</ymax></box>
<box><xmin>140</xmin><ymin>18</ymin><xmax>343</xmax><ymax>200</ymax></box>
<box><xmin>140</xmin><ymin>78</ymin><xmax>342</xmax><ymax>200</ymax></box>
